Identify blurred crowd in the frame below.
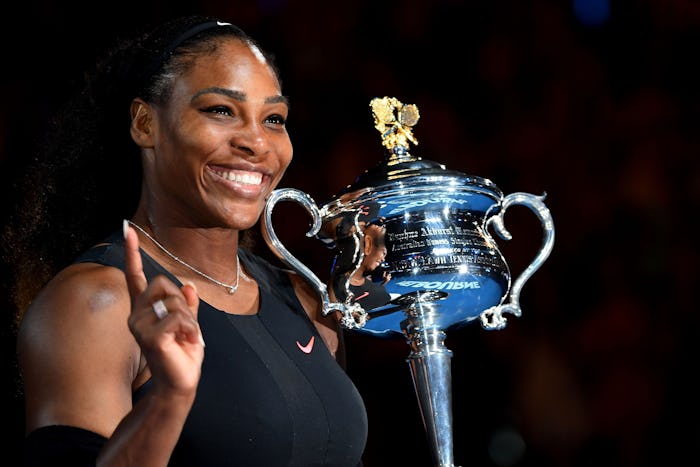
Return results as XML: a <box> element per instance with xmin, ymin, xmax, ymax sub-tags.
<box><xmin>2</xmin><ymin>1</ymin><xmax>698</xmax><ymax>465</ymax></box>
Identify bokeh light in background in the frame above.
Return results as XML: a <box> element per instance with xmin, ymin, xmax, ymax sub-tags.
<box><xmin>574</xmin><ymin>0</ymin><xmax>610</xmax><ymax>27</ymax></box>
<box><xmin>1</xmin><ymin>1</ymin><xmax>698</xmax><ymax>465</ymax></box>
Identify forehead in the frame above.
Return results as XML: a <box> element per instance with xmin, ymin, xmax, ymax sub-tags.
<box><xmin>182</xmin><ymin>39</ymin><xmax>280</xmax><ymax>93</ymax></box>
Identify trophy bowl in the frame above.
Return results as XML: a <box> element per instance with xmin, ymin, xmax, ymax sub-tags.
<box><xmin>315</xmin><ymin>157</ymin><xmax>512</xmax><ymax>336</ymax></box>
<box><xmin>261</xmin><ymin>97</ymin><xmax>554</xmax><ymax>467</ymax></box>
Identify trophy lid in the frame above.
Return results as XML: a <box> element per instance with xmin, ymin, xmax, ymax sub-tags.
<box><xmin>331</xmin><ymin>97</ymin><xmax>503</xmax><ymax>202</ymax></box>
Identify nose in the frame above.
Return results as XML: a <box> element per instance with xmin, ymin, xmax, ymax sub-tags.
<box><xmin>230</xmin><ymin>121</ymin><xmax>270</xmax><ymax>157</ymax></box>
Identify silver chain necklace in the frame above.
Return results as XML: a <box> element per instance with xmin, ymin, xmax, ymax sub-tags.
<box><xmin>127</xmin><ymin>220</ymin><xmax>241</xmax><ymax>295</ymax></box>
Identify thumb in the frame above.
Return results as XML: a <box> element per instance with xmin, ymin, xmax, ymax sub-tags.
<box><xmin>181</xmin><ymin>281</ymin><xmax>200</xmax><ymax>319</ymax></box>
<box><xmin>181</xmin><ymin>281</ymin><xmax>204</xmax><ymax>347</ymax></box>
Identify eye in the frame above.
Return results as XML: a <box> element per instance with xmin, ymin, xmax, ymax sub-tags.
<box><xmin>265</xmin><ymin>114</ymin><xmax>287</xmax><ymax>126</ymax></box>
<box><xmin>201</xmin><ymin>105</ymin><xmax>234</xmax><ymax>117</ymax></box>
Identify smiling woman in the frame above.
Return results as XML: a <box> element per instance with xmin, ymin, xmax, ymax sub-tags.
<box><xmin>3</xmin><ymin>15</ymin><xmax>367</xmax><ymax>467</ymax></box>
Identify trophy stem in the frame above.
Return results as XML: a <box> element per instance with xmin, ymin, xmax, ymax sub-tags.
<box><xmin>402</xmin><ymin>299</ymin><xmax>457</xmax><ymax>467</ymax></box>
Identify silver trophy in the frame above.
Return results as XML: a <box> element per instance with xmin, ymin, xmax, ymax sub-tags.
<box><xmin>262</xmin><ymin>97</ymin><xmax>555</xmax><ymax>467</ymax></box>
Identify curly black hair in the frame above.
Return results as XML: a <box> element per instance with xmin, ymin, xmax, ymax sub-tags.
<box><xmin>2</xmin><ymin>15</ymin><xmax>280</xmax><ymax>322</ymax></box>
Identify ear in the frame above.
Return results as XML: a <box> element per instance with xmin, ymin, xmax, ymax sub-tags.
<box><xmin>130</xmin><ymin>99</ymin><xmax>155</xmax><ymax>148</ymax></box>
<box><xmin>363</xmin><ymin>233</ymin><xmax>374</xmax><ymax>255</ymax></box>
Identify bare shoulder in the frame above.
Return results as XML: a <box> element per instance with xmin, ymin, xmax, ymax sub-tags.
<box><xmin>20</xmin><ymin>261</ymin><xmax>130</xmax><ymax>333</ymax></box>
<box><xmin>18</xmin><ymin>262</ymin><xmax>138</xmax><ymax>435</ymax></box>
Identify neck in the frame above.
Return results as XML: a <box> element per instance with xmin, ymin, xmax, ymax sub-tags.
<box><xmin>133</xmin><ymin>209</ymin><xmax>239</xmax><ymax>256</ymax></box>
<box><xmin>128</xmin><ymin>218</ymin><xmax>241</xmax><ymax>284</ymax></box>
<box><xmin>349</xmin><ymin>273</ymin><xmax>368</xmax><ymax>286</ymax></box>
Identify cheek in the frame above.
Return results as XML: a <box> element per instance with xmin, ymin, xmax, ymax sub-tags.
<box><xmin>178</xmin><ymin>124</ymin><xmax>221</xmax><ymax>158</ymax></box>
<box><xmin>278</xmin><ymin>138</ymin><xmax>293</xmax><ymax>168</ymax></box>
<box><xmin>271</xmin><ymin>138</ymin><xmax>294</xmax><ymax>181</ymax></box>
<box><xmin>157</xmin><ymin>124</ymin><xmax>201</xmax><ymax>174</ymax></box>
<box><xmin>167</xmin><ymin>108</ymin><xmax>220</xmax><ymax>149</ymax></box>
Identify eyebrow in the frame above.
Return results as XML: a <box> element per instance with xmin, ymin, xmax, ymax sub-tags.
<box><xmin>191</xmin><ymin>87</ymin><xmax>289</xmax><ymax>107</ymax></box>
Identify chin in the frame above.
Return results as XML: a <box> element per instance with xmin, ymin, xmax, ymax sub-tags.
<box><xmin>227</xmin><ymin>208</ymin><xmax>262</xmax><ymax>230</ymax></box>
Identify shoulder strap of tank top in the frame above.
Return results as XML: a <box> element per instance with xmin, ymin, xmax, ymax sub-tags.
<box><xmin>76</xmin><ymin>231</ymin><xmax>304</xmax><ymax>315</ymax></box>
<box><xmin>238</xmin><ymin>247</ymin><xmax>305</xmax><ymax>315</ymax></box>
<box><xmin>74</xmin><ymin>230</ymin><xmax>176</xmax><ymax>284</ymax></box>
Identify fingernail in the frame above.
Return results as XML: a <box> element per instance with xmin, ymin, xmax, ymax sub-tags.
<box><xmin>123</xmin><ymin>219</ymin><xmax>129</xmax><ymax>239</ymax></box>
<box><xmin>183</xmin><ymin>280</ymin><xmax>198</xmax><ymax>293</ymax></box>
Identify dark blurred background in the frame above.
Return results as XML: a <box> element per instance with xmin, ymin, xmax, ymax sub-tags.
<box><xmin>2</xmin><ymin>0</ymin><xmax>699</xmax><ymax>465</ymax></box>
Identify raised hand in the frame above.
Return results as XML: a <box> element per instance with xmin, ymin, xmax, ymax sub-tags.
<box><xmin>122</xmin><ymin>220</ymin><xmax>204</xmax><ymax>397</ymax></box>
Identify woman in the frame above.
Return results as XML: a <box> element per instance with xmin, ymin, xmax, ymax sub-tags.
<box><xmin>333</xmin><ymin>221</ymin><xmax>392</xmax><ymax>312</ymax></box>
<box><xmin>7</xmin><ymin>15</ymin><xmax>368</xmax><ymax>466</ymax></box>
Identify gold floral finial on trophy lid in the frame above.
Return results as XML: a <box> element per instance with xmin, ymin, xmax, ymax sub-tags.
<box><xmin>370</xmin><ymin>97</ymin><xmax>420</xmax><ymax>164</ymax></box>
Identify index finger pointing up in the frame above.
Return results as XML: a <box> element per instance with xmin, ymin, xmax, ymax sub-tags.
<box><xmin>123</xmin><ymin>219</ymin><xmax>148</xmax><ymax>301</ymax></box>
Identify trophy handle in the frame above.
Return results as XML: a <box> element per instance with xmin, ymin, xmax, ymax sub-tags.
<box><xmin>480</xmin><ymin>192</ymin><xmax>555</xmax><ymax>330</ymax></box>
<box><xmin>261</xmin><ymin>188</ymin><xmax>368</xmax><ymax>329</ymax></box>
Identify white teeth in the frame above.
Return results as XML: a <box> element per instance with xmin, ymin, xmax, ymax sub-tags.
<box><xmin>213</xmin><ymin>169</ymin><xmax>262</xmax><ymax>185</ymax></box>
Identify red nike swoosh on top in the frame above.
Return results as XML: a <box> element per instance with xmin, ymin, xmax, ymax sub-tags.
<box><xmin>353</xmin><ymin>291</ymin><xmax>370</xmax><ymax>301</ymax></box>
<box><xmin>296</xmin><ymin>336</ymin><xmax>315</xmax><ymax>354</ymax></box>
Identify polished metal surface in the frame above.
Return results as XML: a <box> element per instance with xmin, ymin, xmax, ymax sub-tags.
<box><xmin>261</xmin><ymin>97</ymin><xmax>555</xmax><ymax>467</ymax></box>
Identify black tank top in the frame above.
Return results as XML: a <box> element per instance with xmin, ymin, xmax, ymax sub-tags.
<box><xmin>77</xmin><ymin>231</ymin><xmax>368</xmax><ymax>466</ymax></box>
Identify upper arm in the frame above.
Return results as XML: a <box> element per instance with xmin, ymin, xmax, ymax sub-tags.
<box><xmin>18</xmin><ymin>262</ymin><xmax>140</xmax><ymax>438</ymax></box>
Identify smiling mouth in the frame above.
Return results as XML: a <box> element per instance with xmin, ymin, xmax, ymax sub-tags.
<box><xmin>210</xmin><ymin>168</ymin><xmax>263</xmax><ymax>185</ymax></box>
